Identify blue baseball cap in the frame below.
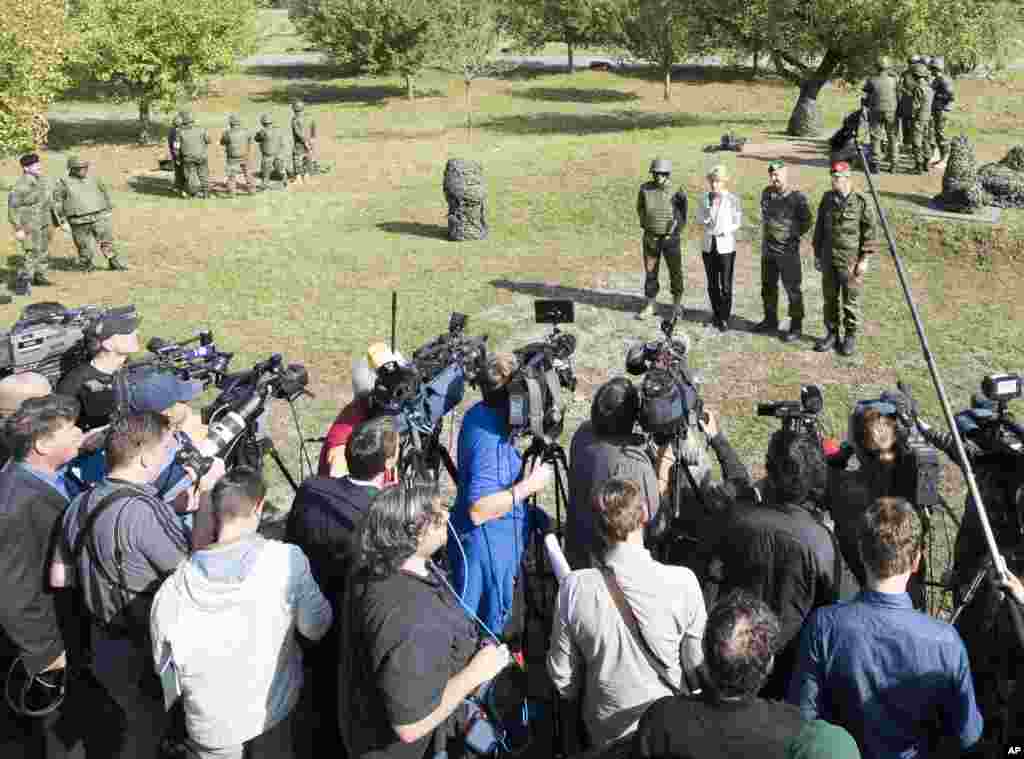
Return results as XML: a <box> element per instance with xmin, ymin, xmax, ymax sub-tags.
<box><xmin>129</xmin><ymin>372</ymin><xmax>203</xmax><ymax>414</ymax></box>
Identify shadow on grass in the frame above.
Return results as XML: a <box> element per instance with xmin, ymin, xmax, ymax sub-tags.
<box><xmin>127</xmin><ymin>174</ymin><xmax>182</xmax><ymax>198</ymax></box>
<box><xmin>243</xmin><ymin>63</ymin><xmax>355</xmax><ymax>80</ymax></box>
<box><xmin>483</xmin><ymin>110</ymin><xmax>768</xmax><ymax>137</ymax></box>
<box><xmin>376</xmin><ymin>221</ymin><xmax>449</xmax><ymax>240</ymax></box>
<box><xmin>47</xmin><ymin>116</ymin><xmax>152</xmax><ymax>151</ymax></box>
<box><xmin>879</xmin><ymin>190</ymin><xmax>937</xmax><ymax>209</ymax></box>
<box><xmin>252</xmin><ymin>82</ymin><xmax>443</xmax><ymax>106</ymax></box>
<box><xmin>613</xmin><ymin>64</ymin><xmax>789</xmax><ymax>87</ymax></box>
<box><xmin>739</xmin><ymin>151</ymin><xmax>831</xmax><ymax>170</ymax></box>
<box><xmin>510</xmin><ymin>87</ymin><xmax>640</xmax><ymax>104</ymax></box>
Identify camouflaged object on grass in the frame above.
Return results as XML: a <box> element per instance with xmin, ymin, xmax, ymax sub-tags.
<box><xmin>978</xmin><ymin>146</ymin><xmax>1024</xmax><ymax>209</ymax></box>
<box><xmin>443</xmin><ymin>158</ymin><xmax>488</xmax><ymax>241</ymax></box>
<box><xmin>933</xmin><ymin>136</ymin><xmax>989</xmax><ymax>213</ymax></box>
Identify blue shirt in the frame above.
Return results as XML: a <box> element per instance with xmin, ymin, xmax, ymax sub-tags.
<box><xmin>789</xmin><ymin>590</ymin><xmax>983</xmax><ymax>759</ymax></box>
<box><xmin>19</xmin><ymin>462</ymin><xmax>69</xmax><ymax>501</ymax></box>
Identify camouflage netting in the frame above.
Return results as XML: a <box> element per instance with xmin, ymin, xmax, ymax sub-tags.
<box><xmin>977</xmin><ymin>145</ymin><xmax>1024</xmax><ymax>208</ymax></box>
<box><xmin>932</xmin><ymin>136</ymin><xmax>989</xmax><ymax>213</ymax></box>
<box><xmin>443</xmin><ymin>159</ymin><xmax>488</xmax><ymax>241</ymax></box>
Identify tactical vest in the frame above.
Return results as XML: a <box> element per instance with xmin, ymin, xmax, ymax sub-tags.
<box><xmin>640</xmin><ymin>185</ymin><xmax>675</xmax><ymax>235</ymax></box>
<box><xmin>292</xmin><ymin>116</ymin><xmax>310</xmax><ymax>148</ymax></box>
<box><xmin>257</xmin><ymin>127</ymin><xmax>284</xmax><ymax>157</ymax></box>
<box><xmin>223</xmin><ymin>128</ymin><xmax>250</xmax><ymax>159</ymax></box>
<box><xmin>912</xmin><ymin>80</ymin><xmax>933</xmax><ymax>118</ymax></box>
<box><xmin>178</xmin><ymin>126</ymin><xmax>208</xmax><ymax>160</ymax></box>
<box><xmin>865</xmin><ymin>74</ymin><xmax>898</xmax><ymax>115</ymax></box>
<box><xmin>932</xmin><ymin>75</ymin><xmax>954</xmax><ymax>111</ymax></box>
<box><xmin>59</xmin><ymin>177</ymin><xmax>108</xmax><ymax>218</ymax></box>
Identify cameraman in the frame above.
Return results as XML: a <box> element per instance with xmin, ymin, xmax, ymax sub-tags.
<box><xmin>50</xmin><ymin>411</ymin><xmax>224</xmax><ymax>759</ymax></box>
<box><xmin>448</xmin><ymin>352</ymin><xmax>554</xmax><ymax>637</ymax></box>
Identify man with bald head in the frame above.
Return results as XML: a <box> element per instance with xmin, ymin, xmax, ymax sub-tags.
<box><xmin>0</xmin><ymin>372</ymin><xmax>52</xmax><ymax>464</ymax></box>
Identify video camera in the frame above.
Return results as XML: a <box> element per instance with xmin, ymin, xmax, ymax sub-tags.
<box><xmin>953</xmin><ymin>373</ymin><xmax>1024</xmax><ymax>459</ymax></box>
<box><xmin>757</xmin><ymin>384</ymin><xmax>825</xmax><ymax>440</ymax></box>
<box><xmin>506</xmin><ymin>300</ymin><xmax>577</xmax><ymax>441</ymax></box>
<box><xmin>625</xmin><ymin>311</ymin><xmax>702</xmax><ymax>444</ymax></box>
<box><xmin>0</xmin><ymin>302</ymin><xmax>133</xmax><ymax>387</ymax></box>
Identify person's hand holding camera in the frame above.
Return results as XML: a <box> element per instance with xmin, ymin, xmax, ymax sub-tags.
<box><xmin>519</xmin><ymin>462</ymin><xmax>553</xmax><ymax>501</ymax></box>
<box><xmin>1000</xmin><ymin>571</ymin><xmax>1024</xmax><ymax>607</ymax></box>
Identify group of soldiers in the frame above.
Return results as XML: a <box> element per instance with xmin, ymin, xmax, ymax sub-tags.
<box><xmin>165</xmin><ymin>100</ymin><xmax>317</xmax><ymax>198</ymax></box>
<box><xmin>6</xmin><ymin>153</ymin><xmax>126</xmax><ymax>298</ymax></box>
<box><xmin>863</xmin><ymin>54</ymin><xmax>955</xmax><ymax>174</ymax></box>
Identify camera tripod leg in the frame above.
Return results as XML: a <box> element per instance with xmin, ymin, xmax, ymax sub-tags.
<box><xmin>264</xmin><ymin>439</ymin><xmax>300</xmax><ymax>494</ymax></box>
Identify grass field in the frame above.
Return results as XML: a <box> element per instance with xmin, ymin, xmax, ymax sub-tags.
<box><xmin>3</xmin><ymin>11</ymin><xmax>1023</xmax><ymax>535</ymax></box>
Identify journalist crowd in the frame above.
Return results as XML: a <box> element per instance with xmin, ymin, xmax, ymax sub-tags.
<box><xmin>1</xmin><ymin>311</ymin><xmax>1023</xmax><ymax>759</ymax></box>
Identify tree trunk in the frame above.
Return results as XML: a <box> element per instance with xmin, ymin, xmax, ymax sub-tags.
<box><xmin>406</xmin><ymin>74</ymin><xmax>415</xmax><ymax>101</ymax></box>
<box><xmin>137</xmin><ymin>97</ymin><xmax>153</xmax><ymax>144</ymax></box>
<box><xmin>663</xmin><ymin>65</ymin><xmax>671</xmax><ymax>101</ymax></box>
<box><xmin>464</xmin><ymin>78</ymin><xmax>472</xmax><ymax>138</ymax></box>
<box><xmin>567</xmin><ymin>41</ymin><xmax>574</xmax><ymax>73</ymax></box>
<box><xmin>785</xmin><ymin>49</ymin><xmax>842</xmax><ymax>137</ymax></box>
<box><xmin>752</xmin><ymin>47</ymin><xmax>761</xmax><ymax>78</ymax></box>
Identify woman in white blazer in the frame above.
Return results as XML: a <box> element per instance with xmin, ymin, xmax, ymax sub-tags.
<box><xmin>699</xmin><ymin>165</ymin><xmax>742</xmax><ymax>331</ymax></box>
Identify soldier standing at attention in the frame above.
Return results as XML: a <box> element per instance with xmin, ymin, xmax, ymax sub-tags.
<box><xmin>7</xmin><ymin>153</ymin><xmax>55</xmax><ymax>296</ymax></box>
<box><xmin>220</xmin><ymin>114</ymin><xmax>252</xmax><ymax>196</ymax></box>
<box><xmin>635</xmin><ymin>158</ymin><xmax>688</xmax><ymax>320</ymax></box>
<box><xmin>812</xmin><ymin>161</ymin><xmax>878</xmax><ymax>358</ymax></box>
<box><xmin>291</xmin><ymin>100</ymin><xmax>314</xmax><ymax>184</ymax></box>
<box><xmin>897</xmin><ymin>55</ymin><xmax>921</xmax><ymax>159</ymax></box>
<box><xmin>53</xmin><ymin>156</ymin><xmax>127</xmax><ymax>273</ymax></box>
<box><xmin>756</xmin><ymin>161</ymin><xmax>812</xmax><ymax>343</ymax></box>
<box><xmin>930</xmin><ymin>57</ymin><xmax>956</xmax><ymax>164</ymax></box>
<box><xmin>254</xmin><ymin>114</ymin><xmax>286</xmax><ymax>190</ymax></box>
<box><xmin>167</xmin><ymin>112</ymin><xmax>186</xmax><ymax>196</ymax></box>
<box><xmin>176</xmin><ymin>112</ymin><xmax>210</xmax><ymax>199</ymax></box>
<box><xmin>863</xmin><ymin>56</ymin><xmax>899</xmax><ymax>174</ymax></box>
<box><xmin>908</xmin><ymin>61</ymin><xmax>934</xmax><ymax>174</ymax></box>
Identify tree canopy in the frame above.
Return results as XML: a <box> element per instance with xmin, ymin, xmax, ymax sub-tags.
<box><xmin>615</xmin><ymin>0</ymin><xmax>705</xmax><ymax>100</ymax></box>
<box><xmin>503</xmin><ymin>0</ymin><xmax>620</xmax><ymax>71</ymax></box>
<box><xmin>0</xmin><ymin>0</ymin><xmax>69</xmax><ymax>157</ymax></box>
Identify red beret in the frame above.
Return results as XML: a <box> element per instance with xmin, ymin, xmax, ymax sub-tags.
<box><xmin>831</xmin><ymin>161</ymin><xmax>852</xmax><ymax>176</ymax></box>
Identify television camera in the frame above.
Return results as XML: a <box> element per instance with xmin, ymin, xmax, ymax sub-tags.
<box><xmin>757</xmin><ymin>384</ymin><xmax>826</xmax><ymax>441</ymax></box>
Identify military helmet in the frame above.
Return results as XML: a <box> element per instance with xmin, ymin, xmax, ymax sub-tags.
<box><xmin>912</xmin><ymin>62</ymin><xmax>930</xmax><ymax>78</ymax></box>
<box><xmin>181</xmin><ymin>111</ymin><xmax>195</xmax><ymax>126</ymax></box>
<box><xmin>228</xmin><ymin>114</ymin><xmax>241</xmax><ymax>126</ymax></box>
<box><xmin>67</xmin><ymin>155</ymin><xmax>89</xmax><ymax>169</ymax></box>
<box><xmin>922</xmin><ymin>56</ymin><xmax>934</xmax><ymax>67</ymax></box>
<box><xmin>649</xmin><ymin>158</ymin><xmax>672</xmax><ymax>175</ymax></box>
<box><xmin>930</xmin><ymin>56</ymin><xmax>945</xmax><ymax>72</ymax></box>
<box><xmin>291</xmin><ymin>100</ymin><xmax>304</xmax><ymax>112</ymax></box>
<box><xmin>260</xmin><ymin>114</ymin><xmax>273</xmax><ymax>126</ymax></box>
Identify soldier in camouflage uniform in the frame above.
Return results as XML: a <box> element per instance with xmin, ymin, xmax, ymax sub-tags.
<box><xmin>756</xmin><ymin>160</ymin><xmax>812</xmax><ymax>342</ymax></box>
<box><xmin>290</xmin><ymin>100</ymin><xmax>314</xmax><ymax>184</ymax></box>
<box><xmin>812</xmin><ymin>161</ymin><xmax>878</xmax><ymax>357</ymax></box>
<box><xmin>7</xmin><ymin>154</ymin><xmax>55</xmax><ymax>295</ymax></box>
<box><xmin>930</xmin><ymin>57</ymin><xmax>956</xmax><ymax>163</ymax></box>
<box><xmin>862</xmin><ymin>56</ymin><xmax>900</xmax><ymax>173</ymax></box>
<box><xmin>52</xmin><ymin>156</ymin><xmax>127</xmax><ymax>272</ymax></box>
<box><xmin>167</xmin><ymin>112</ymin><xmax>186</xmax><ymax>195</ymax></box>
<box><xmin>908</xmin><ymin>62</ymin><xmax>935</xmax><ymax>174</ymax></box>
<box><xmin>175</xmin><ymin>112</ymin><xmax>210</xmax><ymax>199</ymax></box>
<box><xmin>635</xmin><ymin>158</ymin><xmax>688</xmax><ymax>319</ymax></box>
<box><xmin>220</xmin><ymin>114</ymin><xmax>252</xmax><ymax>196</ymax></box>
<box><xmin>254</xmin><ymin>114</ymin><xmax>287</xmax><ymax>190</ymax></box>
<box><xmin>897</xmin><ymin>55</ymin><xmax>922</xmax><ymax>156</ymax></box>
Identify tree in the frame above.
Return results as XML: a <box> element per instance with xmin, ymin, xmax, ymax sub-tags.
<box><xmin>615</xmin><ymin>0</ymin><xmax>703</xmax><ymax>100</ymax></box>
<box><xmin>504</xmin><ymin>0</ymin><xmax>619</xmax><ymax>72</ymax></box>
<box><xmin>69</xmin><ymin>0</ymin><xmax>258</xmax><ymax>143</ymax></box>
<box><xmin>0</xmin><ymin>0</ymin><xmax>69</xmax><ymax>156</ymax></box>
<box><xmin>295</xmin><ymin>0</ymin><xmax>439</xmax><ymax>99</ymax></box>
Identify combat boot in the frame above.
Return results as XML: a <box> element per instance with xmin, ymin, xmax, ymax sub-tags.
<box><xmin>814</xmin><ymin>329</ymin><xmax>837</xmax><ymax>352</ymax></box>
<box><xmin>32</xmin><ymin>273</ymin><xmax>54</xmax><ymax>287</ymax></box>
<box><xmin>754</xmin><ymin>316</ymin><xmax>779</xmax><ymax>334</ymax></box>
<box><xmin>635</xmin><ymin>299</ymin><xmax>656</xmax><ymax>320</ymax></box>
<box><xmin>108</xmin><ymin>256</ymin><xmax>128</xmax><ymax>271</ymax></box>
<box><xmin>781</xmin><ymin>320</ymin><xmax>802</xmax><ymax>343</ymax></box>
<box><xmin>838</xmin><ymin>333</ymin><xmax>857</xmax><ymax>356</ymax></box>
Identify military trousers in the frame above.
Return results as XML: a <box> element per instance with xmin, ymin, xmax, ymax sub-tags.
<box><xmin>69</xmin><ymin>213</ymin><xmax>116</xmax><ymax>266</ymax></box>
<box><xmin>868</xmin><ymin>111</ymin><xmax>898</xmax><ymax>168</ymax></box>
<box><xmin>172</xmin><ymin>160</ymin><xmax>185</xmax><ymax>193</ymax></box>
<box><xmin>932</xmin><ymin>110</ymin><xmax>949</xmax><ymax>158</ymax></box>
<box><xmin>909</xmin><ymin>117</ymin><xmax>931</xmax><ymax>168</ymax></box>
<box><xmin>258</xmin><ymin>156</ymin><xmax>285</xmax><ymax>185</ymax></box>
<box><xmin>761</xmin><ymin>249</ymin><xmax>804</xmax><ymax>322</ymax></box>
<box><xmin>292</xmin><ymin>148</ymin><xmax>311</xmax><ymax>178</ymax></box>
<box><xmin>16</xmin><ymin>225</ymin><xmax>53</xmax><ymax>277</ymax></box>
<box><xmin>182</xmin><ymin>158</ymin><xmax>209</xmax><ymax>197</ymax></box>
<box><xmin>641</xmin><ymin>232</ymin><xmax>683</xmax><ymax>299</ymax></box>
<box><xmin>821</xmin><ymin>258</ymin><xmax>863</xmax><ymax>334</ymax></box>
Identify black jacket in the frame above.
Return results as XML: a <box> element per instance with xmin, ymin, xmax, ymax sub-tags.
<box><xmin>0</xmin><ymin>463</ymin><xmax>69</xmax><ymax>674</ymax></box>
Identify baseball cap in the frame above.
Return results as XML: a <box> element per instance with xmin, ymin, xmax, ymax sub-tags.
<box><xmin>128</xmin><ymin>372</ymin><xmax>204</xmax><ymax>414</ymax></box>
<box><xmin>768</xmin><ymin>160</ymin><xmax>786</xmax><ymax>172</ymax></box>
<box><xmin>831</xmin><ymin>161</ymin><xmax>852</xmax><ymax>177</ymax></box>
<box><xmin>89</xmin><ymin>306</ymin><xmax>140</xmax><ymax>341</ymax></box>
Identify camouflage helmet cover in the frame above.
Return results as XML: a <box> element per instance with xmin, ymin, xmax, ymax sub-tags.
<box><xmin>650</xmin><ymin>158</ymin><xmax>672</xmax><ymax>174</ymax></box>
<box><xmin>930</xmin><ymin>56</ymin><xmax>945</xmax><ymax>71</ymax></box>
<box><xmin>228</xmin><ymin>114</ymin><xmax>241</xmax><ymax>126</ymax></box>
<box><xmin>260</xmin><ymin>114</ymin><xmax>272</xmax><ymax>125</ymax></box>
<box><xmin>291</xmin><ymin>100</ymin><xmax>304</xmax><ymax>112</ymax></box>
<box><xmin>67</xmin><ymin>155</ymin><xmax>89</xmax><ymax>169</ymax></box>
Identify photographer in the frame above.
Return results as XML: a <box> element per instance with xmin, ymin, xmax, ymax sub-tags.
<box><xmin>339</xmin><ymin>485</ymin><xmax>511</xmax><ymax>758</ymax></box>
<box><xmin>704</xmin><ymin>429</ymin><xmax>842</xmax><ymax>700</ymax></box>
<box><xmin>50</xmin><ymin>411</ymin><xmax>224</xmax><ymax>759</ymax></box>
<box><xmin>566</xmin><ymin>377</ymin><xmax>684</xmax><ymax>570</ymax></box>
<box><xmin>448</xmin><ymin>352</ymin><xmax>553</xmax><ymax>637</ymax></box>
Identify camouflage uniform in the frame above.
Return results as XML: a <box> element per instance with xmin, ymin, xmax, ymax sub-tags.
<box><xmin>52</xmin><ymin>157</ymin><xmax>125</xmax><ymax>271</ymax></box>
<box><xmin>930</xmin><ymin>58</ymin><xmax>955</xmax><ymax>162</ymax></box>
<box><xmin>290</xmin><ymin>101</ymin><xmax>314</xmax><ymax>180</ymax></box>
<box><xmin>167</xmin><ymin>113</ymin><xmax>186</xmax><ymax>194</ymax></box>
<box><xmin>220</xmin><ymin>115</ymin><xmax>252</xmax><ymax>195</ymax></box>
<box><xmin>897</xmin><ymin>57</ymin><xmax>921</xmax><ymax>151</ymax></box>
<box><xmin>863</xmin><ymin>59</ymin><xmax>899</xmax><ymax>172</ymax></box>
<box><xmin>636</xmin><ymin>162</ymin><xmax>687</xmax><ymax>312</ymax></box>
<box><xmin>254</xmin><ymin>115</ymin><xmax>287</xmax><ymax>188</ymax></box>
<box><xmin>7</xmin><ymin>169</ymin><xmax>54</xmax><ymax>284</ymax></box>
<box><xmin>760</xmin><ymin>184</ymin><xmax>812</xmax><ymax>328</ymax></box>
<box><xmin>812</xmin><ymin>189</ymin><xmax>878</xmax><ymax>340</ymax></box>
<box><xmin>176</xmin><ymin>113</ymin><xmax>210</xmax><ymax>198</ymax></box>
<box><xmin>909</xmin><ymin>63</ymin><xmax>934</xmax><ymax>173</ymax></box>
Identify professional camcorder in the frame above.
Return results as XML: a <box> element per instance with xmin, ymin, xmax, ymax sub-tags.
<box><xmin>507</xmin><ymin>300</ymin><xmax>577</xmax><ymax>441</ymax></box>
<box><xmin>0</xmin><ymin>302</ymin><xmax>134</xmax><ymax>386</ymax></box>
<box><xmin>950</xmin><ymin>373</ymin><xmax>1024</xmax><ymax>459</ymax></box>
<box><xmin>625</xmin><ymin>311</ymin><xmax>702</xmax><ymax>444</ymax></box>
<box><xmin>757</xmin><ymin>384</ymin><xmax>825</xmax><ymax>440</ymax></box>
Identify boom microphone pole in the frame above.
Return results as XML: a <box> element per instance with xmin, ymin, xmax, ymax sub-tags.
<box><xmin>854</xmin><ymin>107</ymin><xmax>1024</xmax><ymax>647</ymax></box>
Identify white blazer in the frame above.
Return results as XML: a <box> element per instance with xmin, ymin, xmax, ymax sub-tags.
<box><xmin>699</xmin><ymin>191</ymin><xmax>742</xmax><ymax>254</ymax></box>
